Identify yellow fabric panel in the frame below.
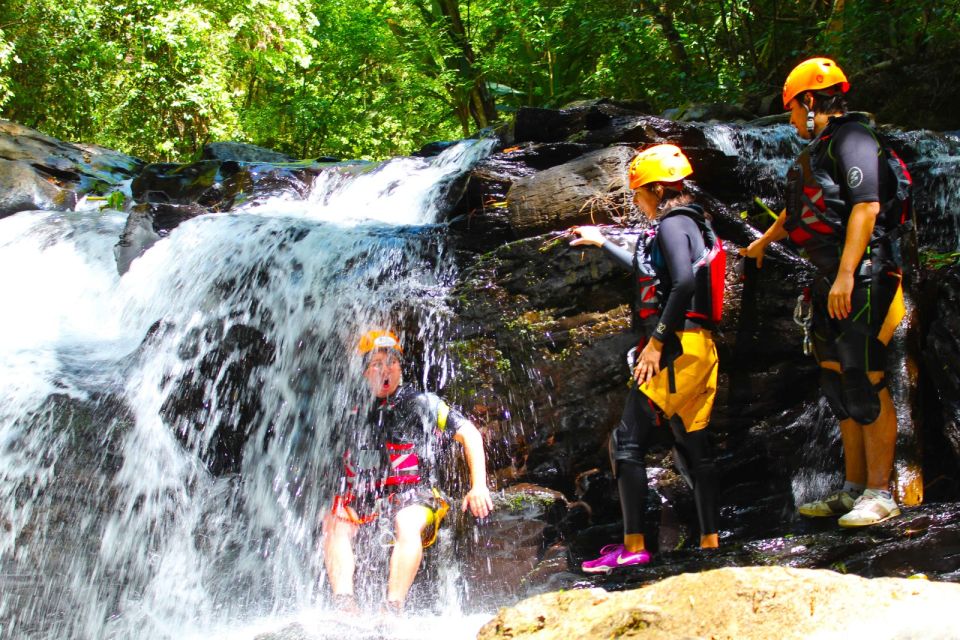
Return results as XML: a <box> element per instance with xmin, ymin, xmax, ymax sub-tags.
<box><xmin>437</xmin><ymin>400</ymin><xmax>449</xmax><ymax>432</ymax></box>
<box><xmin>878</xmin><ymin>280</ymin><xmax>905</xmax><ymax>347</ymax></box>
<box><xmin>640</xmin><ymin>329</ymin><xmax>719</xmax><ymax>433</ymax></box>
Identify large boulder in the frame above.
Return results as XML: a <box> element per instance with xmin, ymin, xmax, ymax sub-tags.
<box><xmin>0</xmin><ymin>119</ymin><xmax>143</xmax><ymax>218</ymax></box>
<box><xmin>0</xmin><ymin>158</ymin><xmax>77</xmax><ymax>217</ymax></box>
<box><xmin>478</xmin><ymin>566</ymin><xmax>960</xmax><ymax>640</ymax></box>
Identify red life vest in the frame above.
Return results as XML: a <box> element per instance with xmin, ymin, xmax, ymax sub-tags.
<box><xmin>632</xmin><ymin>205</ymin><xmax>726</xmax><ymax>335</ymax></box>
<box><xmin>784</xmin><ymin>114</ymin><xmax>913</xmax><ymax>272</ymax></box>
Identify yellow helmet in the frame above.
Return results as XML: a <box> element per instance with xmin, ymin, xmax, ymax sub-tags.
<box><xmin>628</xmin><ymin>144</ymin><xmax>693</xmax><ymax>190</ymax></box>
<box><xmin>782</xmin><ymin>57</ymin><xmax>849</xmax><ymax>109</ymax></box>
<box><xmin>357</xmin><ymin>330</ymin><xmax>403</xmax><ymax>355</ymax></box>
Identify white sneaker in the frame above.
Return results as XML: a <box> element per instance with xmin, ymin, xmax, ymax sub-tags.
<box><xmin>838</xmin><ymin>489</ymin><xmax>901</xmax><ymax>528</ymax></box>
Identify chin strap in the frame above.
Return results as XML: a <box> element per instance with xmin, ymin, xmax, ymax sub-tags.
<box><xmin>806</xmin><ymin>109</ymin><xmax>816</xmax><ymax>138</ymax></box>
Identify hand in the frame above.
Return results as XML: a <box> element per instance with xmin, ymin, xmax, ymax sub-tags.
<box><xmin>569</xmin><ymin>225</ymin><xmax>606</xmax><ymax>248</ymax></box>
<box><xmin>828</xmin><ymin>271</ymin><xmax>854</xmax><ymax>319</ymax></box>
<box><xmin>462</xmin><ymin>485</ymin><xmax>494</xmax><ymax>519</ymax></box>
<box><xmin>632</xmin><ymin>337</ymin><xmax>662</xmax><ymax>386</ymax></box>
<box><xmin>739</xmin><ymin>239</ymin><xmax>766</xmax><ymax>268</ymax></box>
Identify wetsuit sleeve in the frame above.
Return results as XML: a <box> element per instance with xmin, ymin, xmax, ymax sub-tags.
<box><xmin>600</xmin><ymin>238</ymin><xmax>635</xmax><ymax>271</ymax></box>
<box><xmin>831</xmin><ymin>122</ymin><xmax>882</xmax><ymax>205</ymax></box>
<box><xmin>420</xmin><ymin>392</ymin><xmax>472</xmax><ymax>437</ymax></box>
<box><xmin>652</xmin><ymin>215</ymin><xmax>697</xmax><ymax>343</ymax></box>
<box><xmin>441</xmin><ymin>403</ymin><xmax>475</xmax><ymax>435</ymax></box>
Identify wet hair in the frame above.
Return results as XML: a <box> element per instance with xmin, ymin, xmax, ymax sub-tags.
<box><xmin>810</xmin><ymin>85</ymin><xmax>848</xmax><ymax>115</ymax></box>
<box><xmin>656</xmin><ymin>181</ymin><xmax>695</xmax><ymax>214</ymax></box>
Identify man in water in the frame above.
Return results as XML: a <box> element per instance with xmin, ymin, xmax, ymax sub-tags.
<box><xmin>322</xmin><ymin>330</ymin><xmax>493</xmax><ymax>613</ymax></box>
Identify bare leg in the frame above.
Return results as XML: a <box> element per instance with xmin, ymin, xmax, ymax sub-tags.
<box><xmin>863</xmin><ymin>378</ymin><xmax>896</xmax><ymax>490</ymax></box>
<box><xmin>385</xmin><ymin>505</ymin><xmax>432</xmax><ymax>607</ymax></box>
<box><xmin>839</xmin><ymin>417</ymin><xmax>867</xmax><ymax>485</ymax></box>
<box><xmin>322</xmin><ymin>512</ymin><xmax>358</xmax><ymax>596</ymax></box>
<box><xmin>822</xmin><ymin>361</ymin><xmax>868</xmax><ymax>486</ymax></box>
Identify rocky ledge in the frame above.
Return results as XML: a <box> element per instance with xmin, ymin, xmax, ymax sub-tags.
<box><xmin>478</xmin><ymin>565</ymin><xmax>960</xmax><ymax>640</ymax></box>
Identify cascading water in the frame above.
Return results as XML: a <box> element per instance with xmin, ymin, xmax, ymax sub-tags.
<box><xmin>0</xmin><ymin>139</ymin><xmax>496</xmax><ymax>639</ymax></box>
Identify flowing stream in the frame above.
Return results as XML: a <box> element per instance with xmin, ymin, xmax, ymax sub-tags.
<box><xmin>0</xmin><ymin>140</ymin><xmax>496</xmax><ymax>639</ymax></box>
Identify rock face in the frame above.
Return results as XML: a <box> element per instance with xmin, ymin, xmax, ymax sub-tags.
<box><xmin>0</xmin><ymin>119</ymin><xmax>143</xmax><ymax>218</ymax></box>
<box><xmin>443</xmin><ymin>102</ymin><xmax>960</xmax><ymax>605</ymax></box>
<box><xmin>478</xmin><ymin>566</ymin><xmax>960</xmax><ymax>640</ymax></box>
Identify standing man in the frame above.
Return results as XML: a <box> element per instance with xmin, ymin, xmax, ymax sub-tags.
<box><xmin>322</xmin><ymin>330</ymin><xmax>493</xmax><ymax>612</ymax></box>
<box><xmin>742</xmin><ymin>58</ymin><xmax>910</xmax><ymax>527</ymax></box>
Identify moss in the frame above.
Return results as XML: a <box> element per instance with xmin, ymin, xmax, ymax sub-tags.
<box><xmin>920</xmin><ymin>250</ymin><xmax>960</xmax><ymax>270</ymax></box>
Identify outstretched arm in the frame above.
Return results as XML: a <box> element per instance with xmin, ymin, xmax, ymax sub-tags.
<box><xmin>453</xmin><ymin>423</ymin><xmax>494</xmax><ymax>518</ymax></box>
<box><xmin>740</xmin><ymin>209</ymin><xmax>788</xmax><ymax>268</ymax></box>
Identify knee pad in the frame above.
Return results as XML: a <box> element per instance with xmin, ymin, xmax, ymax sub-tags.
<box><xmin>820</xmin><ymin>368</ymin><xmax>850</xmax><ymax>421</ymax></box>
<box><xmin>608</xmin><ymin>424</ymin><xmax>645</xmax><ymax>479</ymax></box>
<box><xmin>842</xmin><ymin>369</ymin><xmax>883</xmax><ymax>425</ymax></box>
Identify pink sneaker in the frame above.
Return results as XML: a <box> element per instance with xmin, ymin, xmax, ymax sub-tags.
<box><xmin>581</xmin><ymin>544</ymin><xmax>651</xmax><ymax>574</ymax></box>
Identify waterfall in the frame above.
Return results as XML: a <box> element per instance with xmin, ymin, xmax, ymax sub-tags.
<box><xmin>0</xmin><ymin>139</ymin><xmax>496</xmax><ymax>639</ymax></box>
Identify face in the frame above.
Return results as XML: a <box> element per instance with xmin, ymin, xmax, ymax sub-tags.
<box><xmin>632</xmin><ymin>184</ymin><xmax>660</xmax><ymax>220</ymax></box>
<box><xmin>787</xmin><ymin>97</ymin><xmax>810</xmax><ymax>139</ymax></box>
<box><xmin>363</xmin><ymin>349</ymin><xmax>402</xmax><ymax>398</ymax></box>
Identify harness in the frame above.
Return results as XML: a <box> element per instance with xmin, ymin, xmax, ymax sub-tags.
<box><xmin>334</xmin><ymin>387</ymin><xmax>451</xmax><ymax>525</ymax></box>
<box><xmin>631</xmin><ymin>205</ymin><xmax>726</xmax><ymax>336</ymax></box>
<box><xmin>784</xmin><ymin>113</ymin><xmax>913</xmax><ymax>273</ymax></box>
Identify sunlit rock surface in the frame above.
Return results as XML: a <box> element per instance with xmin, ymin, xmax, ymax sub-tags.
<box><xmin>478</xmin><ymin>566</ymin><xmax>960</xmax><ymax>640</ymax></box>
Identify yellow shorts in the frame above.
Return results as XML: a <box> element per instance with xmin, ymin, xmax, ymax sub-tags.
<box><xmin>640</xmin><ymin>329</ymin><xmax>718</xmax><ymax>433</ymax></box>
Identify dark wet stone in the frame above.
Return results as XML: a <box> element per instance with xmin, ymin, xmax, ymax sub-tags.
<box><xmin>201</xmin><ymin>141</ymin><xmax>296</xmax><ymax>163</ymax></box>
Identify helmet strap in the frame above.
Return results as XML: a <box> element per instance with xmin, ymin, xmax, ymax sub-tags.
<box><xmin>806</xmin><ymin>109</ymin><xmax>815</xmax><ymax>137</ymax></box>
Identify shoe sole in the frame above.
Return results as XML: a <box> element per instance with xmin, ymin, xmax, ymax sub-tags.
<box><xmin>838</xmin><ymin>507</ymin><xmax>902</xmax><ymax>528</ymax></box>
<box><xmin>798</xmin><ymin>507</ymin><xmax>849</xmax><ymax>518</ymax></box>
<box><xmin>581</xmin><ymin>565</ymin><xmax>614</xmax><ymax>574</ymax></box>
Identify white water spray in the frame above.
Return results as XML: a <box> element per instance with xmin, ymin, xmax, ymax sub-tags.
<box><xmin>0</xmin><ymin>139</ymin><xmax>495</xmax><ymax>640</ymax></box>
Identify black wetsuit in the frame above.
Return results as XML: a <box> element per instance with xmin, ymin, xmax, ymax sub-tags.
<box><xmin>786</xmin><ymin>114</ymin><xmax>905</xmax><ymax>423</ymax></box>
<box><xmin>601</xmin><ymin>206</ymin><xmax>719</xmax><ymax>539</ymax></box>
<box><xmin>343</xmin><ymin>385</ymin><xmax>469</xmax><ymax>517</ymax></box>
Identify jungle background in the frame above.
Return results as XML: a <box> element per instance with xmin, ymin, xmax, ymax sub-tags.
<box><xmin>1</xmin><ymin>0</ymin><xmax>957</xmax><ymax>163</ymax></box>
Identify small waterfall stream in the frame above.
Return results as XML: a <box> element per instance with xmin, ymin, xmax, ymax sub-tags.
<box><xmin>0</xmin><ymin>139</ymin><xmax>495</xmax><ymax>639</ymax></box>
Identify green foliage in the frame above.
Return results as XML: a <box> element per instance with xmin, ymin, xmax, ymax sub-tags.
<box><xmin>1</xmin><ymin>0</ymin><xmax>957</xmax><ymax>161</ymax></box>
<box><xmin>0</xmin><ymin>27</ymin><xmax>16</xmax><ymax>109</ymax></box>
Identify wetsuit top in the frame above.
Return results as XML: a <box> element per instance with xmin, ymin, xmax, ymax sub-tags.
<box><xmin>343</xmin><ymin>384</ymin><xmax>470</xmax><ymax>500</ymax></box>
<box><xmin>784</xmin><ymin>113</ymin><xmax>894</xmax><ymax>273</ymax></box>
<box><xmin>602</xmin><ymin>205</ymin><xmax>710</xmax><ymax>342</ymax></box>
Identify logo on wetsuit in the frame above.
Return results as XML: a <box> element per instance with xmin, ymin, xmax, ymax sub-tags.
<box><xmin>846</xmin><ymin>166</ymin><xmax>863</xmax><ymax>189</ymax></box>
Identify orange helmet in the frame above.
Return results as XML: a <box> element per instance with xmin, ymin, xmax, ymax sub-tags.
<box><xmin>357</xmin><ymin>330</ymin><xmax>403</xmax><ymax>355</ymax></box>
<box><xmin>628</xmin><ymin>144</ymin><xmax>693</xmax><ymax>190</ymax></box>
<box><xmin>782</xmin><ymin>57</ymin><xmax>849</xmax><ymax>109</ymax></box>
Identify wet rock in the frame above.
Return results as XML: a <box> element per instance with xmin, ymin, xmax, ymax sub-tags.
<box><xmin>460</xmin><ymin>484</ymin><xmax>571</xmax><ymax>608</ymax></box>
<box><xmin>130</xmin><ymin>159</ymin><xmax>324</xmax><ymax>212</ymax></box>
<box><xmin>0</xmin><ymin>158</ymin><xmax>78</xmax><ymax>217</ymax></box>
<box><xmin>512</xmin><ymin>102</ymin><xmax>646</xmax><ymax>144</ymax></box>
<box><xmin>921</xmin><ymin>262</ymin><xmax>960</xmax><ymax>471</ymax></box>
<box><xmin>664</xmin><ymin>101</ymin><xmax>757</xmax><ymax>123</ymax></box>
<box><xmin>201</xmin><ymin>141</ymin><xmax>296</xmax><ymax>163</ymax></box>
<box><xmin>0</xmin><ymin>119</ymin><xmax>143</xmax><ymax>215</ymax></box>
<box><xmin>159</xmin><ymin>322</ymin><xmax>277</xmax><ymax>474</ymax></box>
<box><xmin>415</xmin><ymin>140</ymin><xmax>459</xmax><ymax>157</ymax></box>
<box><xmin>114</xmin><ymin>202</ymin><xmax>210</xmax><ymax>274</ymax></box>
<box><xmin>478</xmin><ymin>565</ymin><xmax>960</xmax><ymax>640</ymax></box>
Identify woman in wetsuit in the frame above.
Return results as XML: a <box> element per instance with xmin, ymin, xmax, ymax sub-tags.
<box><xmin>570</xmin><ymin>144</ymin><xmax>723</xmax><ymax>572</ymax></box>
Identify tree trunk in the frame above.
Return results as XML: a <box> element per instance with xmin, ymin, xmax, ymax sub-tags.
<box><xmin>638</xmin><ymin>1</ymin><xmax>692</xmax><ymax>76</ymax></box>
